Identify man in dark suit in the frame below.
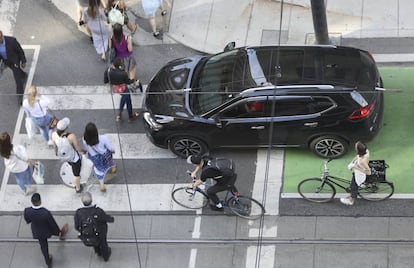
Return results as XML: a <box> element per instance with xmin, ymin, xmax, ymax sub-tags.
<box><xmin>24</xmin><ymin>193</ymin><xmax>68</xmax><ymax>268</ymax></box>
<box><xmin>74</xmin><ymin>191</ymin><xmax>114</xmax><ymax>262</ymax></box>
<box><xmin>0</xmin><ymin>30</ymin><xmax>27</xmax><ymax>105</ymax></box>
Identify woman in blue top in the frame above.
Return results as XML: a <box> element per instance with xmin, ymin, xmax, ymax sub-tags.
<box><xmin>83</xmin><ymin>122</ymin><xmax>116</xmax><ymax>192</ymax></box>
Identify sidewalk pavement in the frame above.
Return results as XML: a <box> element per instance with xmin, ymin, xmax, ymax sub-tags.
<box><xmin>2</xmin><ymin>214</ymin><xmax>414</xmax><ymax>267</ymax></box>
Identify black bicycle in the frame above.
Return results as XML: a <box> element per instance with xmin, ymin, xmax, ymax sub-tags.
<box><xmin>172</xmin><ymin>172</ymin><xmax>265</xmax><ymax>220</ymax></box>
<box><xmin>297</xmin><ymin>159</ymin><xmax>394</xmax><ymax>203</ymax></box>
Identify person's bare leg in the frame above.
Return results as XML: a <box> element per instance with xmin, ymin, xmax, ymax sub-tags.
<box><xmin>127</xmin><ymin>21</ymin><xmax>137</xmax><ymax>33</ymax></box>
<box><xmin>148</xmin><ymin>17</ymin><xmax>157</xmax><ymax>34</ymax></box>
<box><xmin>74</xmin><ymin>176</ymin><xmax>81</xmax><ymax>191</ymax></box>
<box><xmin>128</xmin><ymin>66</ymin><xmax>137</xmax><ymax>80</ymax></box>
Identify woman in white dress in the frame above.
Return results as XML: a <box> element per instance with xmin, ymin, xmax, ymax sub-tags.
<box><xmin>83</xmin><ymin>0</ymin><xmax>109</xmax><ymax>60</ymax></box>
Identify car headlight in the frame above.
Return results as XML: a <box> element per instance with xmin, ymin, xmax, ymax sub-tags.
<box><xmin>144</xmin><ymin>112</ymin><xmax>163</xmax><ymax>131</ymax></box>
<box><xmin>143</xmin><ymin>112</ymin><xmax>174</xmax><ymax>131</ymax></box>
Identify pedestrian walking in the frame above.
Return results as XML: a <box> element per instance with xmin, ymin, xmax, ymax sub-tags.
<box><xmin>340</xmin><ymin>141</ymin><xmax>372</xmax><ymax>206</ymax></box>
<box><xmin>24</xmin><ymin>193</ymin><xmax>69</xmax><ymax>268</ymax></box>
<box><xmin>52</xmin><ymin>117</ymin><xmax>85</xmax><ymax>193</ymax></box>
<box><xmin>110</xmin><ymin>23</ymin><xmax>142</xmax><ymax>85</ymax></box>
<box><xmin>74</xmin><ymin>192</ymin><xmax>114</xmax><ymax>262</ymax></box>
<box><xmin>82</xmin><ymin>122</ymin><xmax>116</xmax><ymax>192</ymax></box>
<box><xmin>0</xmin><ymin>132</ymin><xmax>34</xmax><ymax>195</ymax></box>
<box><xmin>83</xmin><ymin>0</ymin><xmax>110</xmax><ymax>61</ymax></box>
<box><xmin>141</xmin><ymin>0</ymin><xmax>171</xmax><ymax>38</ymax></box>
<box><xmin>106</xmin><ymin>0</ymin><xmax>137</xmax><ymax>33</ymax></box>
<box><xmin>77</xmin><ymin>0</ymin><xmax>107</xmax><ymax>43</ymax></box>
<box><xmin>104</xmin><ymin>57</ymin><xmax>140</xmax><ymax>122</ymax></box>
<box><xmin>23</xmin><ymin>85</ymin><xmax>54</xmax><ymax>146</ymax></box>
<box><xmin>0</xmin><ymin>30</ymin><xmax>27</xmax><ymax>105</ymax></box>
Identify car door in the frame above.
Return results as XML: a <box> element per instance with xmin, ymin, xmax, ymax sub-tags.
<box><xmin>268</xmin><ymin>96</ymin><xmax>336</xmax><ymax>146</ymax></box>
<box><xmin>209</xmin><ymin>97</ymin><xmax>273</xmax><ymax>147</ymax></box>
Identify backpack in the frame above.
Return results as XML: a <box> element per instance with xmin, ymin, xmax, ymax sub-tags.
<box><xmin>56</xmin><ymin>134</ymin><xmax>75</xmax><ymax>162</ymax></box>
<box><xmin>205</xmin><ymin>157</ymin><xmax>235</xmax><ymax>177</ymax></box>
<box><xmin>79</xmin><ymin>209</ymin><xmax>100</xmax><ymax>247</ymax></box>
<box><xmin>108</xmin><ymin>2</ymin><xmax>124</xmax><ymax>25</ymax></box>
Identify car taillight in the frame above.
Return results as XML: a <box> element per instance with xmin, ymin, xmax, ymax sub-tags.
<box><xmin>349</xmin><ymin>103</ymin><xmax>374</xmax><ymax>120</ymax></box>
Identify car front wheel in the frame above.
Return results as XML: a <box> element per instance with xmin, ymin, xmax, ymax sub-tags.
<box><xmin>310</xmin><ymin>136</ymin><xmax>348</xmax><ymax>159</ymax></box>
<box><xmin>169</xmin><ymin>136</ymin><xmax>208</xmax><ymax>158</ymax></box>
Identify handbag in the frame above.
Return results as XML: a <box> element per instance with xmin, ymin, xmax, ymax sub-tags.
<box><xmin>32</xmin><ymin>161</ymin><xmax>45</xmax><ymax>184</ymax></box>
<box><xmin>102</xmin><ymin>150</ymin><xmax>113</xmax><ymax>165</ymax></box>
<box><xmin>108</xmin><ymin>2</ymin><xmax>125</xmax><ymax>25</ymax></box>
<box><xmin>25</xmin><ymin>117</ymin><xmax>37</xmax><ymax>139</ymax></box>
<box><xmin>112</xmin><ymin>83</ymin><xmax>127</xmax><ymax>94</ymax></box>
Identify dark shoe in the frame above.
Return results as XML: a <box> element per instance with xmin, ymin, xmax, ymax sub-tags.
<box><xmin>47</xmin><ymin>255</ymin><xmax>53</xmax><ymax>268</ymax></box>
<box><xmin>103</xmin><ymin>247</ymin><xmax>112</xmax><ymax>262</ymax></box>
<box><xmin>79</xmin><ymin>20</ymin><xmax>85</xmax><ymax>26</ymax></box>
<box><xmin>89</xmin><ymin>36</ymin><xmax>93</xmax><ymax>44</ymax></box>
<box><xmin>59</xmin><ymin>223</ymin><xmax>69</xmax><ymax>240</ymax></box>
<box><xmin>209</xmin><ymin>204</ymin><xmax>223</xmax><ymax>211</ymax></box>
<box><xmin>161</xmin><ymin>10</ymin><xmax>167</xmax><ymax>16</ymax></box>
<box><xmin>153</xmin><ymin>31</ymin><xmax>160</xmax><ymax>38</ymax></box>
<box><xmin>75</xmin><ymin>184</ymin><xmax>84</xmax><ymax>194</ymax></box>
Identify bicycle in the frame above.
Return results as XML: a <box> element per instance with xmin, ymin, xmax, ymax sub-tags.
<box><xmin>297</xmin><ymin>159</ymin><xmax>394</xmax><ymax>203</ymax></box>
<box><xmin>171</xmin><ymin>172</ymin><xmax>265</xmax><ymax>220</ymax></box>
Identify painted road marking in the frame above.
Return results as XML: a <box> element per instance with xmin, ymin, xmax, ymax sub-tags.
<box><xmin>37</xmin><ymin>85</ymin><xmax>145</xmax><ymax>110</ymax></box>
<box><xmin>16</xmin><ymin>133</ymin><xmax>176</xmax><ymax>159</ymax></box>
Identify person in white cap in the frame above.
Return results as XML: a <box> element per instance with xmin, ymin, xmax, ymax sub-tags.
<box><xmin>52</xmin><ymin>117</ymin><xmax>85</xmax><ymax>193</ymax></box>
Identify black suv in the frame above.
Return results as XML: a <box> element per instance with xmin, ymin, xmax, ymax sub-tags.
<box><xmin>143</xmin><ymin>45</ymin><xmax>384</xmax><ymax>158</ymax></box>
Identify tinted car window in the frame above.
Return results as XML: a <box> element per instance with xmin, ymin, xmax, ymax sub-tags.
<box><xmin>272</xmin><ymin>49</ymin><xmax>305</xmax><ymax>85</ymax></box>
<box><xmin>321</xmin><ymin>49</ymin><xmax>359</xmax><ymax>87</ymax></box>
<box><xmin>273</xmin><ymin>96</ymin><xmax>333</xmax><ymax>116</ymax></box>
<box><xmin>221</xmin><ymin>99</ymin><xmax>268</xmax><ymax>118</ymax></box>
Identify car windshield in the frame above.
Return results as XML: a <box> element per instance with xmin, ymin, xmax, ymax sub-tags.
<box><xmin>190</xmin><ymin>49</ymin><xmax>263</xmax><ymax>115</ymax></box>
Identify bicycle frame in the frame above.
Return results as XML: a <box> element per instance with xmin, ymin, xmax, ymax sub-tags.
<box><xmin>320</xmin><ymin>160</ymin><xmax>352</xmax><ymax>193</ymax></box>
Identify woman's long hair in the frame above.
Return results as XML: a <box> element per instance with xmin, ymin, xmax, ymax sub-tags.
<box><xmin>0</xmin><ymin>132</ymin><xmax>13</xmax><ymax>159</ymax></box>
<box><xmin>87</xmin><ymin>0</ymin><xmax>99</xmax><ymax>18</ymax></box>
<box><xmin>83</xmin><ymin>122</ymin><xmax>99</xmax><ymax>146</ymax></box>
<box><xmin>113</xmin><ymin>23</ymin><xmax>124</xmax><ymax>44</ymax></box>
<box><xmin>27</xmin><ymin>86</ymin><xmax>38</xmax><ymax>107</ymax></box>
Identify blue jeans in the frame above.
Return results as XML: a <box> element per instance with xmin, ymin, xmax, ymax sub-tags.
<box><xmin>13</xmin><ymin>166</ymin><xmax>31</xmax><ymax>191</ymax></box>
<box><xmin>119</xmin><ymin>87</ymin><xmax>133</xmax><ymax>118</ymax></box>
<box><xmin>32</xmin><ymin>114</ymin><xmax>52</xmax><ymax>141</ymax></box>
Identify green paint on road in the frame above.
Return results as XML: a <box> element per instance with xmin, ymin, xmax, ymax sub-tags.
<box><xmin>283</xmin><ymin>67</ymin><xmax>414</xmax><ymax>194</ymax></box>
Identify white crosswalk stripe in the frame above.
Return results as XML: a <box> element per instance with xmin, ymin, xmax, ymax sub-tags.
<box><xmin>15</xmin><ymin>133</ymin><xmax>175</xmax><ymax>159</ymax></box>
<box><xmin>37</xmin><ymin>85</ymin><xmax>145</xmax><ymax>110</ymax></box>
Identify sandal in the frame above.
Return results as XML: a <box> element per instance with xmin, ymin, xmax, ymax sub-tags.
<box><xmin>100</xmin><ymin>185</ymin><xmax>107</xmax><ymax>193</ymax></box>
<box><xmin>153</xmin><ymin>31</ymin><xmax>160</xmax><ymax>38</ymax></box>
<box><xmin>161</xmin><ymin>10</ymin><xmax>167</xmax><ymax>16</ymax></box>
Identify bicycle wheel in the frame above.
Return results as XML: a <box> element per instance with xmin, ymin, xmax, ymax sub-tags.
<box><xmin>227</xmin><ymin>195</ymin><xmax>265</xmax><ymax>220</ymax></box>
<box><xmin>297</xmin><ymin>178</ymin><xmax>336</xmax><ymax>203</ymax></box>
<box><xmin>358</xmin><ymin>181</ymin><xmax>394</xmax><ymax>201</ymax></box>
<box><xmin>171</xmin><ymin>187</ymin><xmax>209</xmax><ymax>209</ymax></box>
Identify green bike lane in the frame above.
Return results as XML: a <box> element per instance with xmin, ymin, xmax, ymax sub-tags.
<box><xmin>280</xmin><ymin>66</ymin><xmax>414</xmax><ymax>216</ymax></box>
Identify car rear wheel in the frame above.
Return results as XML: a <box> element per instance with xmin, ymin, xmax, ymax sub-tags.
<box><xmin>310</xmin><ymin>136</ymin><xmax>348</xmax><ymax>159</ymax></box>
<box><xmin>169</xmin><ymin>136</ymin><xmax>208</xmax><ymax>158</ymax></box>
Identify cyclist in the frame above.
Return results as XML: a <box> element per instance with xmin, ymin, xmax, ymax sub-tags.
<box><xmin>187</xmin><ymin>155</ymin><xmax>238</xmax><ymax>211</ymax></box>
<box><xmin>340</xmin><ymin>141</ymin><xmax>371</xmax><ymax>206</ymax></box>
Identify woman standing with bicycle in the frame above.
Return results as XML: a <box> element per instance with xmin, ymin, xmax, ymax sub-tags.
<box><xmin>340</xmin><ymin>141</ymin><xmax>372</xmax><ymax>206</ymax></box>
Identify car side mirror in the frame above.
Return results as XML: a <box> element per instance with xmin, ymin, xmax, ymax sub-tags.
<box><xmin>214</xmin><ymin>116</ymin><xmax>223</xmax><ymax>128</ymax></box>
<box><xmin>223</xmin><ymin>42</ymin><xmax>236</xmax><ymax>51</ymax></box>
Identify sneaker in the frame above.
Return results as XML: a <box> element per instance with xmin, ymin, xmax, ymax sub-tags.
<box><xmin>47</xmin><ymin>139</ymin><xmax>54</xmax><ymax>147</ymax></box>
<box><xmin>209</xmin><ymin>204</ymin><xmax>224</xmax><ymax>211</ymax></box>
<box><xmin>25</xmin><ymin>186</ymin><xmax>34</xmax><ymax>196</ymax></box>
<box><xmin>75</xmin><ymin>184</ymin><xmax>84</xmax><ymax>194</ymax></box>
<box><xmin>340</xmin><ymin>197</ymin><xmax>354</xmax><ymax>206</ymax></box>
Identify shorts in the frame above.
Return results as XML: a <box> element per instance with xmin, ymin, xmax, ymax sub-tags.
<box><xmin>142</xmin><ymin>0</ymin><xmax>162</xmax><ymax>17</ymax></box>
<box><xmin>69</xmin><ymin>158</ymin><xmax>81</xmax><ymax>177</ymax></box>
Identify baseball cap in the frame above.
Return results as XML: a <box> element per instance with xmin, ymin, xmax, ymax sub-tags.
<box><xmin>56</xmin><ymin>117</ymin><xmax>70</xmax><ymax>131</ymax></box>
<box><xmin>187</xmin><ymin>155</ymin><xmax>202</xmax><ymax>165</ymax></box>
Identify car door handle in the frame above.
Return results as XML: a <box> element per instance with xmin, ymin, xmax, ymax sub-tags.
<box><xmin>251</xmin><ymin>126</ymin><xmax>265</xmax><ymax>130</ymax></box>
<box><xmin>304</xmin><ymin>122</ymin><xmax>318</xmax><ymax>127</ymax></box>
